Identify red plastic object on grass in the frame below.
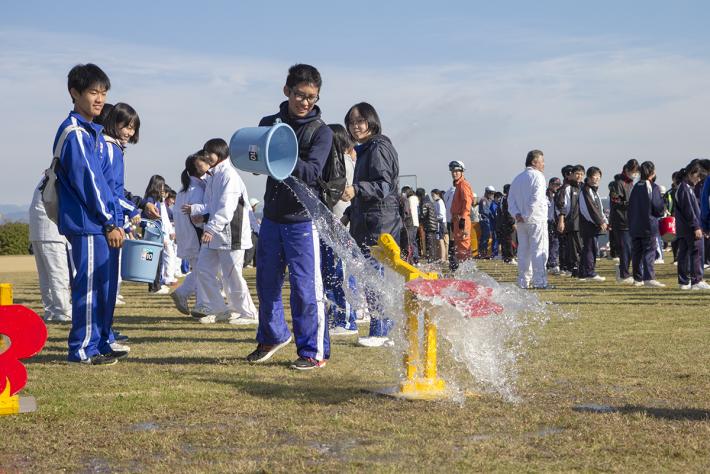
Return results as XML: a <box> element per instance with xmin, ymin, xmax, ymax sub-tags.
<box><xmin>405</xmin><ymin>279</ymin><xmax>504</xmax><ymax>318</ymax></box>
<box><xmin>0</xmin><ymin>305</ymin><xmax>47</xmax><ymax>396</ymax></box>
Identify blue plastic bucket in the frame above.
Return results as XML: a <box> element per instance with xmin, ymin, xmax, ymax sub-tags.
<box><xmin>121</xmin><ymin>220</ymin><xmax>164</xmax><ymax>283</ymax></box>
<box><xmin>229</xmin><ymin>123</ymin><xmax>298</xmax><ymax>181</ymax></box>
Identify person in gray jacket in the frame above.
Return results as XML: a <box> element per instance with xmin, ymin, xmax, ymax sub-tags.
<box><xmin>29</xmin><ymin>181</ymin><xmax>72</xmax><ymax>322</ymax></box>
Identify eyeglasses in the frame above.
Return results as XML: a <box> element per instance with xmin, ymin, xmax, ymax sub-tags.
<box><xmin>290</xmin><ymin>89</ymin><xmax>319</xmax><ymax>104</ymax></box>
<box><xmin>347</xmin><ymin>117</ymin><xmax>367</xmax><ymax>127</ymax></box>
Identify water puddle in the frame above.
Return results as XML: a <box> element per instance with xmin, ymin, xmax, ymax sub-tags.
<box><xmin>573</xmin><ymin>404</ymin><xmax>617</xmax><ymax>414</ymax></box>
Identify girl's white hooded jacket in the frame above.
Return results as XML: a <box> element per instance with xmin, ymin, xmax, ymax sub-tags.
<box><xmin>174</xmin><ymin>176</ymin><xmax>206</xmax><ymax>259</ymax></box>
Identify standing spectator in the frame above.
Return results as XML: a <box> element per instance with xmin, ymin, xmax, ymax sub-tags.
<box><xmin>29</xmin><ymin>181</ymin><xmax>72</xmax><ymax>322</ymax></box>
<box><xmin>546</xmin><ymin>177</ymin><xmax>562</xmax><ymax>274</ymax></box>
<box><xmin>676</xmin><ymin>160</ymin><xmax>710</xmax><ymax>289</ymax></box>
<box><xmin>417</xmin><ymin>187</ymin><xmax>438</xmax><ymax>263</ymax></box>
<box><xmin>449</xmin><ymin>160</ymin><xmax>474</xmax><ymax>262</ymax></box>
<box><xmin>557</xmin><ymin>165</ymin><xmax>585</xmax><ymax>277</ymax></box>
<box><xmin>508</xmin><ymin>150</ymin><xmax>550</xmax><ymax>289</ymax></box>
<box><xmin>628</xmin><ymin>161</ymin><xmax>666</xmax><ymax>287</ymax></box>
<box><xmin>431</xmin><ymin>189</ymin><xmax>447</xmax><ymax>261</ymax></box>
<box><xmin>496</xmin><ymin>184</ymin><xmax>517</xmax><ymax>264</ymax></box>
<box><xmin>608</xmin><ymin>159</ymin><xmax>639</xmax><ymax>284</ymax></box>
<box><xmin>489</xmin><ymin>191</ymin><xmax>501</xmax><ymax>259</ymax></box>
<box><xmin>578</xmin><ymin>167</ymin><xmax>608</xmax><ymax>281</ymax></box>
<box><xmin>555</xmin><ymin>166</ymin><xmax>573</xmax><ymax>275</ymax></box>
<box><xmin>402</xmin><ymin>186</ymin><xmax>420</xmax><ymax>263</ymax></box>
<box><xmin>478</xmin><ymin>186</ymin><xmax>495</xmax><ymax>258</ymax></box>
<box><xmin>341</xmin><ymin>102</ymin><xmax>402</xmax><ymax>347</ymax></box>
<box><xmin>243</xmin><ymin>197</ymin><xmax>260</xmax><ymax>269</ymax></box>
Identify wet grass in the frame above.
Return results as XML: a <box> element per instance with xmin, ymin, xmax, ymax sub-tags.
<box><xmin>1</xmin><ymin>257</ymin><xmax>709</xmax><ymax>473</ymax></box>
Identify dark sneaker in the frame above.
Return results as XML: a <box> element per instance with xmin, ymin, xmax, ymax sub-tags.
<box><xmin>291</xmin><ymin>357</ymin><xmax>327</xmax><ymax>370</ymax></box>
<box><xmin>104</xmin><ymin>350</ymin><xmax>129</xmax><ymax>359</ymax></box>
<box><xmin>245</xmin><ymin>335</ymin><xmax>292</xmax><ymax>363</ymax></box>
<box><xmin>69</xmin><ymin>354</ymin><xmax>118</xmax><ymax>366</ymax></box>
<box><xmin>114</xmin><ymin>332</ymin><xmax>129</xmax><ymax>342</ymax></box>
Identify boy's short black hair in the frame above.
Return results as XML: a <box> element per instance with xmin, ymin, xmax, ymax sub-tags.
<box><xmin>586</xmin><ymin>166</ymin><xmax>602</xmax><ymax>178</ymax></box>
<box><xmin>494</xmin><ymin>191</ymin><xmax>503</xmax><ymax>199</ymax></box>
<box><xmin>561</xmin><ymin>165</ymin><xmax>574</xmax><ymax>177</ymax></box>
<box><xmin>345</xmin><ymin>102</ymin><xmax>382</xmax><ymax>138</ymax></box>
<box><xmin>286</xmin><ymin>64</ymin><xmax>322</xmax><ymax>90</ymax></box>
<box><xmin>67</xmin><ymin>63</ymin><xmax>110</xmax><ymax>101</ymax></box>
<box><xmin>503</xmin><ymin>184</ymin><xmax>511</xmax><ymax>194</ymax></box>
<box><xmin>640</xmin><ymin>161</ymin><xmax>655</xmax><ymax>180</ymax></box>
<box><xmin>203</xmin><ymin>138</ymin><xmax>230</xmax><ymax>161</ymax></box>
<box><xmin>401</xmin><ymin>186</ymin><xmax>412</xmax><ymax>194</ymax></box>
<box><xmin>572</xmin><ymin>164</ymin><xmax>585</xmax><ymax>174</ymax></box>
<box><xmin>104</xmin><ymin>103</ymin><xmax>141</xmax><ymax>144</ymax></box>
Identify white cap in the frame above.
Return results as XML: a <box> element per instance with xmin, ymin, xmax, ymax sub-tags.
<box><xmin>249</xmin><ymin>198</ymin><xmax>260</xmax><ymax>207</ymax></box>
<box><xmin>485</xmin><ymin>185</ymin><xmax>496</xmax><ymax>193</ymax></box>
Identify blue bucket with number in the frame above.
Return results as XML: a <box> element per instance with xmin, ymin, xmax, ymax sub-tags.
<box><xmin>229</xmin><ymin>123</ymin><xmax>298</xmax><ymax>181</ymax></box>
<box><xmin>121</xmin><ymin>220</ymin><xmax>164</xmax><ymax>283</ymax></box>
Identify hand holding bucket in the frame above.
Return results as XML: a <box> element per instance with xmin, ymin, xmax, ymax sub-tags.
<box><xmin>229</xmin><ymin>123</ymin><xmax>299</xmax><ymax>181</ymax></box>
<box><xmin>121</xmin><ymin>219</ymin><xmax>164</xmax><ymax>283</ymax></box>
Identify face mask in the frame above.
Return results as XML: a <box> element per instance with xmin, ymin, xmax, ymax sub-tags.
<box><xmin>632</xmin><ymin>173</ymin><xmax>640</xmax><ymax>184</ymax></box>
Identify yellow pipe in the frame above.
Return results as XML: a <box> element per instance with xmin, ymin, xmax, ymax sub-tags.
<box><xmin>0</xmin><ymin>283</ymin><xmax>12</xmax><ymax>306</ymax></box>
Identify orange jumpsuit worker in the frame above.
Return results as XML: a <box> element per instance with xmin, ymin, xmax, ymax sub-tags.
<box><xmin>449</xmin><ymin>160</ymin><xmax>474</xmax><ymax>261</ymax></box>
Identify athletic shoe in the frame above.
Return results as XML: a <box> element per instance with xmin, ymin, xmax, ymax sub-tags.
<box><xmin>170</xmin><ymin>291</ymin><xmax>190</xmax><ymax>315</ymax></box>
<box><xmin>330</xmin><ymin>326</ymin><xmax>358</xmax><ymax>336</ymax></box>
<box><xmin>45</xmin><ymin>313</ymin><xmax>72</xmax><ymax>323</ymax></box>
<box><xmin>589</xmin><ymin>275</ymin><xmax>606</xmax><ymax>282</ymax></box>
<box><xmin>509</xmin><ymin>258</ymin><xmax>518</xmax><ymax>265</ymax></box>
<box><xmin>109</xmin><ymin>342</ymin><xmax>131</xmax><ymax>353</ymax></box>
<box><xmin>155</xmin><ymin>285</ymin><xmax>171</xmax><ymax>295</ymax></box>
<box><xmin>69</xmin><ymin>354</ymin><xmax>118</xmax><ymax>366</ymax></box>
<box><xmin>114</xmin><ymin>332</ymin><xmax>129</xmax><ymax>342</ymax></box>
<box><xmin>104</xmin><ymin>350</ymin><xmax>129</xmax><ymax>359</ymax></box>
<box><xmin>198</xmin><ymin>312</ymin><xmax>233</xmax><ymax>324</ymax></box>
<box><xmin>228</xmin><ymin>315</ymin><xmax>259</xmax><ymax>325</ymax></box>
<box><xmin>633</xmin><ymin>280</ymin><xmax>644</xmax><ymax>287</ymax></box>
<box><xmin>532</xmin><ymin>284</ymin><xmax>556</xmax><ymax>289</ymax></box>
<box><xmin>679</xmin><ymin>283</ymin><xmax>692</xmax><ymax>290</ymax></box>
<box><xmin>115</xmin><ymin>296</ymin><xmax>126</xmax><ymax>306</ymax></box>
<box><xmin>617</xmin><ymin>276</ymin><xmax>634</xmax><ymax>285</ymax></box>
<box><xmin>644</xmin><ymin>280</ymin><xmax>666</xmax><ymax>288</ymax></box>
<box><xmin>246</xmin><ymin>335</ymin><xmax>292</xmax><ymax>363</ymax></box>
<box><xmin>357</xmin><ymin>336</ymin><xmax>394</xmax><ymax>348</ymax></box>
<box><xmin>691</xmin><ymin>281</ymin><xmax>710</xmax><ymax>290</ymax></box>
<box><xmin>654</xmin><ymin>258</ymin><xmax>665</xmax><ymax>264</ymax></box>
<box><xmin>578</xmin><ymin>277</ymin><xmax>587</xmax><ymax>281</ymax></box>
<box><xmin>291</xmin><ymin>357</ymin><xmax>327</xmax><ymax>370</ymax></box>
<box><xmin>613</xmin><ymin>257</ymin><xmax>620</xmax><ymax>263</ymax></box>
<box><xmin>547</xmin><ymin>266</ymin><xmax>560</xmax><ymax>275</ymax></box>
<box><xmin>190</xmin><ymin>305</ymin><xmax>212</xmax><ymax>318</ymax></box>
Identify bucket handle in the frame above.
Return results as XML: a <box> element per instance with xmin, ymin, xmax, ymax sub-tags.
<box><xmin>139</xmin><ymin>218</ymin><xmax>164</xmax><ymax>240</ymax></box>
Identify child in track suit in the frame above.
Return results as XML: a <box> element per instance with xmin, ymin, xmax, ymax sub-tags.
<box><xmin>628</xmin><ymin>161</ymin><xmax>665</xmax><ymax>287</ymax></box>
<box><xmin>675</xmin><ymin>160</ymin><xmax>710</xmax><ymax>289</ymax></box>
<box><xmin>556</xmin><ymin>165</ymin><xmax>584</xmax><ymax>277</ymax></box>
<box><xmin>56</xmin><ymin>63</ymin><xmax>126</xmax><ymax>365</ymax></box>
<box><xmin>247</xmin><ymin>64</ymin><xmax>333</xmax><ymax>370</ymax></box>
<box><xmin>189</xmin><ymin>139</ymin><xmax>257</xmax><ymax>324</ymax></box>
<box><xmin>578</xmin><ymin>167</ymin><xmax>608</xmax><ymax>281</ymax></box>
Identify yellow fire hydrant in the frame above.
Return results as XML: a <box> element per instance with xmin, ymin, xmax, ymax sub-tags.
<box><xmin>370</xmin><ymin>234</ymin><xmax>447</xmax><ymax>400</ymax></box>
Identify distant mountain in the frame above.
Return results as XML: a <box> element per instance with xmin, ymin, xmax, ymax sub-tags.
<box><xmin>0</xmin><ymin>204</ymin><xmax>29</xmax><ymax>223</ymax></box>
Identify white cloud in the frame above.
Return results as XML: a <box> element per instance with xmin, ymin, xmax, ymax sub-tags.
<box><xmin>0</xmin><ymin>28</ymin><xmax>709</xmax><ymax>207</ymax></box>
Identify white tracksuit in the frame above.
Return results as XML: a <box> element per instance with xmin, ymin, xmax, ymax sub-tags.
<box><xmin>508</xmin><ymin>166</ymin><xmax>549</xmax><ymax>288</ymax></box>
<box><xmin>29</xmin><ymin>183</ymin><xmax>72</xmax><ymax>320</ymax></box>
<box><xmin>192</xmin><ymin>160</ymin><xmax>256</xmax><ymax>318</ymax></box>
<box><xmin>173</xmin><ymin>177</ymin><xmax>205</xmax><ymax>299</ymax></box>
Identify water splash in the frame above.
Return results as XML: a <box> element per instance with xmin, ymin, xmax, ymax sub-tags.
<box><xmin>283</xmin><ymin>178</ymin><xmax>551</xmax><ymax>401</ymax></box>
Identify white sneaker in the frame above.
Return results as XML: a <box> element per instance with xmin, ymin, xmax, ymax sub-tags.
<box><xmin>228</xmin><ymin>315</ymin><xmax>259</xmax><ymax>325</ymax></box>
<box><xmin>155</xmin><ymin>285</ymin><xmax>171</xmax><ymax>295</ymax></box>
<box><xmin>170</xmin><ymin>291</ymin><xmax>190</xmax><ymax>315</ymax></box>
<box><xmin>115</xmin><ymin>295</ymin><xmax>126</xmax><ymax>306</ymax></box>
<box><xmin>644</xmin><ymin>280</ymin><xmax>666</xmax><ymax>288</ymax></box>
<box><xmin>509</xmin><ymin>258</ymin><xmax>518</xmax><ymax>265</ymax></box>
<box><xmin>548</xmin><ymin>266</ymin><xmax>560</xmax><ymax>275</ymax></box>
<box><xmin>679</xmin><ymin>283</ymin><xmax>692</xmax><ymax>290</ymax></box>
<box><xmin>199</xmin><ymin>311</ymin><xmax>236</xmax><ymax>324</ymax></box>
<box><xmin>199</xmin><ymin>314</ymin><xmax>218</xmax><ymax>324</ymax></box>
<box><xmin>691</xmin><ymin>281</ymin><xmax>710</xmax><ymax>290</ymax></box>
<box><xmin>654</xmin><ymin>258</ymin><xmax>665</xmax><ymax>264</ymax></box>
<box><xmin>45</xmin><ymin>313</ymin><xmax>71</xmax><ymax>323</ymax></box>
<box><xmin>357</xmin><ymin>336</ymin><xmax>393</xmax><ymax>347</ymax></box>
<box><xmin>331</xmin><ymin>326</ymin><xmax>358</xmax><ymax>336</ymax></box>
<box><xmin>589</xmin><ymin>275</ymin><xmax>606</xmax><ymax>282</ymax></box>
<box><xmin>617</xmin><ymin>276</ymin><xmax>634</xmax><ymax>285</ymax></box>
<box><xmin>110</xmin><ymin>342</ymin><xmax>130</xmax><ymax>352</ymax></box>
<box><xmin>613</xmin><ymin>257</ymin><xmax>620</xmax><ymax>263</ymax></box>
<box><xmin>633</xmin><ymin>280</ymin><xmax>644</xmax><ymax>287</ymax></box>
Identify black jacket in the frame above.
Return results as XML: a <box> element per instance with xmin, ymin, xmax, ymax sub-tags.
<box><xmin>628</xmin><ymin>180</ymin><xmax>665</xmax><ymax>238</ymax></box>
<box><xmin>608</xmin><ymin>173</ymin><xmax>634</xmax><ymax>231</ymax></box>
<box><xmin>419</xmin><ymin>196</ymin><xmax>439</xmax><ymax>233</ymax></box>
<box><xmin>259</xmin><ymin>102</ymin><xmax>333</xmax><ymax>224</ymax></box>
<box><xmin>674</xmin><ymin>181</ymin><xmax>701</xmax><ymax>237</ymax></box>
<box><xmin>349</xmin><ymin>135</ymin><xmax>402</xmax><ymax>248</ymax></box>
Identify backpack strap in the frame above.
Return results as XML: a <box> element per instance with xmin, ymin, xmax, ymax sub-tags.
<box><xmin>298</xmin><ymin>118</ymin><xmax>326</xmax><ymax>158</ymax></box>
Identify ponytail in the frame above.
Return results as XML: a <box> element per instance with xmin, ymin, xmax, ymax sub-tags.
<box><xmin>180</xmin><ymin>169</ymin><xmax>190</xmax><ymax>193</ymax></box>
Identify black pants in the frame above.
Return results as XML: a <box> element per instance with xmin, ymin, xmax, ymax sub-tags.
<box><xmin>565</xmin><ymin>231</ymin><xmax>582</xmax><ymax>276</ymax></box>
<box><xmin>547</xmin><ymin>221</ymin><xmax>559</xmax><ymax>268</ymax></box>
<box><xmin>578</xmin><ymin>233</ymin><xmax>599</xmax><ymax>278</ymax></box>
<box><xmin>677</xmin><ymin>235</ymin><xmax>703</xmax><ymax>285</ymax></box>
<box><xmin>448</xmin><ymin>222</ymin><xmax>458</xmax><ymax>271</ymax></box>
<box><xmin>632</xmin><ymin>235</ymin><xmax>656</xmax><ymax>282</ymax></box>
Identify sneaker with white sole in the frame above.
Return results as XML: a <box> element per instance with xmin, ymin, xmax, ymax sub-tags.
<box><xmin>330</xmin><ymin>326</ymin><xmax>358</xmax><ymax>336</ymax></box>
<box><xmin>691</xmin><ymin>281</ymin><xmax>710</xmax><ymax>290</ymax></box>
<box><xmin>199</xmin><ymin>311</ymin><xmax>233</xmax><ymax>324</ymax></box>
<box><xmin>357</xmin><ymin>336</ymin><xmax>394</xmax><ymax>348</ymax></box>
<box><xmin>617</xmin><ymin>276</ymin><xmax>634</xmax><ymax>285</ymax></box>
<box><xmin>291</xmin><ymin>357</ymin><xmax>327</xmax><ymax>370</ymax></box>
<box><xmin>228</xmin><ymin>315</ymin><xmax>259</xmax><ymax>325</ymax></box>
<box><xmin>589</xmin><ymin>275</ymin><xmax>606</xmax><ymax>282</ymax></box>
<box><xmin>170</xmin><ymin>291</ymin><xmax>190</xmax><ymax>315</ymax></box>
<box><xmin>644</xmin><ymin>280</ymin><xmax>666</xmax><ymax>288</ymax></box>
<box><xmin>110</xmin><ymin>342</ymin><xmax>131</xmax><ymax>353</ymax></box>
<box><xmin>246</xmin><ymin>335</ymin><xmax>292</xmax><ymax>363</ymax></box>
<box><xmin>190</xmin><ymin>305</ymin><xmax>212</xmax><ymax>318</ymax></box>
<box><xmin>45</xmin><ymin>313</ymin><xmax>72</xmax><ymax>323</ymax></box>
<box><xmin>155</xmin><ymin>285</ymin><xmax>171</xmax><ymax>295</ymax></box>
<box><xmin>633</xmin><ymin>280</ymin><xmax>644</xmax><ymax>287</ymax></box>
<box><xmin>679</xmin><ymin>283</ymin><xmax>692</xmax><ymax>290</ymax></box>
<box><xmin>115</xmin><ymin>296</ymin><xmax>126</xmax><ymax>306</ymax></box>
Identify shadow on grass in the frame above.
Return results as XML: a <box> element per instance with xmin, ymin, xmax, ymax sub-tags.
<box><xmin>573</xmin><ymin>404</ymin><xmax>710</xmax><ymax>421</ymax></box>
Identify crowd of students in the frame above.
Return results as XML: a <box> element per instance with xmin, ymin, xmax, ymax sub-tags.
<box><xmin>33</xmin><ymin>61</ymin><xmax>710</xmax><ymax>370</ymax></box>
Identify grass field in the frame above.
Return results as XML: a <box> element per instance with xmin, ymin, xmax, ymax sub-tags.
<box><xmin>1</xmin><ymin>256</ymin><xmax>709</xmax><ymax>473</ymax></box>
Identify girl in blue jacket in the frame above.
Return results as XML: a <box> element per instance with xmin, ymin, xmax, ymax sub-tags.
<box><xmin>674</xmin><ymin>160</ymin><xmax>710</xmax><ymax>289</ymax></box>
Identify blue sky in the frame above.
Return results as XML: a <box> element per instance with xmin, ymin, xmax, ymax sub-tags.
<box><xmin>1</xmin><ymin>1</ymin><xmax>710</xmax><ymax>205</ymax></box>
